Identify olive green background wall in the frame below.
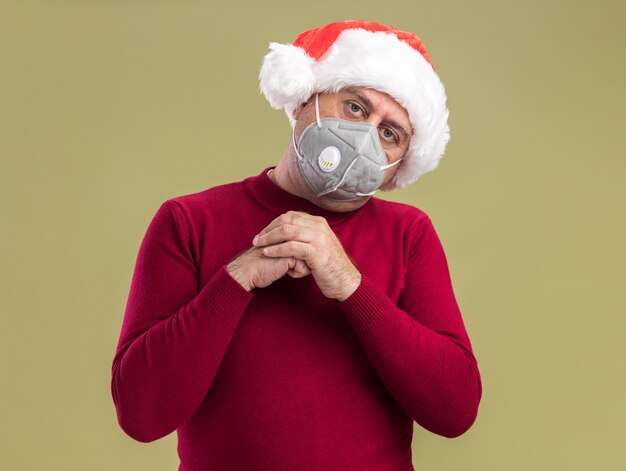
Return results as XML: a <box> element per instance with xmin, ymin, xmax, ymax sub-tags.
<box><xmin>1</xmin><ymin>0</ymin><xmax>624</xmax><ymax>469</ymax></box>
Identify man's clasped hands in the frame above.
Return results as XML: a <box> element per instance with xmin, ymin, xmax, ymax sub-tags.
<box><xmin>226</xmin><ymin>210</ymin><xmax>361</xmax><ymax>302</ymax></box>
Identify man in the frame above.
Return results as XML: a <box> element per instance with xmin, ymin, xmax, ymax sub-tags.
<box><xmin>111</xmin><ymin>20</ymin><xmax>483</xmax><ymax>471</ymax></box>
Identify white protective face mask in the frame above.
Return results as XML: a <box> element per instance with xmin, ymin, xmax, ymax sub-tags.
<box><xmin>292</xmin><ymin>94</ymin><xmax>402</xmax><ymax>201</ymax></box>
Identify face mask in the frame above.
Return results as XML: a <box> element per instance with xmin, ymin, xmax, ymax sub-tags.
<box><xmin>292</xmin><ymin>94</ymin><xmax>402</xmax><ymax>201</ymax></box>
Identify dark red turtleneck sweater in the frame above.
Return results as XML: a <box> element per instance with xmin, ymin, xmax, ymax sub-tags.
<box><xmin>111</xmin><ymin>166</ymin><xmax>482</xmax><ymax>470</ymax></box>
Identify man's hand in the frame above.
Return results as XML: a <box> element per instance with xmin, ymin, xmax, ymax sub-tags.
<box><xmin>226</xmin><ymin>246</ymin><xmax>310</xmax><ymax>292</ymax></box>
<box><xmin>252</xmin><ymin>211</ymin><xmax>362</xmax><ymax>301</ymax></box>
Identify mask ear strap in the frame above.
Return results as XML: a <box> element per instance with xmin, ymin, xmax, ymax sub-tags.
<box><xmin>291</xmin><ymin>129</ymin><xmax>304</xmax><ymax>161</ymax></box>
<box><xmin>380</xmin><ymin>158</ymin><xmax>402</xmax><ymax>170</ymax></box>
<box><xmin>315</xmin><ymin>93</ymin><xmax>322</xmax><ymax>128</ymax></box>
<box><xmin>292</xmin><ymin>94</ymin><xmax>322</xmax><ymax>161</ymax></box>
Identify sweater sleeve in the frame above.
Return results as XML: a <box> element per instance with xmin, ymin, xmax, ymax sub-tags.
<box><xmin>111</xmin><ymin>200</ymin><xmax>254</xmax><ymax>443</ymax></box>
<box><xmin>338</xmin><ymin>216</ymin><xmax>482</xmax><ymax>438</ymax></box>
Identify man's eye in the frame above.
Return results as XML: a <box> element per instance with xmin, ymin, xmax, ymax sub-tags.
<box><xmin>381</xmin><ymin>128</ymin><xmax>397</xmax><ymax>142</ymax></box>
<box><xmin>349</xmin><ymin>102</ymin><xmax>363</xmax><ymax>115</ymax></box>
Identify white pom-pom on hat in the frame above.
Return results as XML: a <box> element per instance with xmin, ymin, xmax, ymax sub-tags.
<box><xmin>258</xmin><ymin>20</ymin><xmax>451</xmax><ymax>190</ymax></box>
<box><xmin>259</xmin><ymin>42</ymin><xmax>316</xmax><ymax>110</ymax></box>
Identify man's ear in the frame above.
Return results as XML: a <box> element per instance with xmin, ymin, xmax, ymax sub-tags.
<box><xmin>292</xmin><ymin>102</ymin><xmax>307</xmax><ymax>121</ymax></box>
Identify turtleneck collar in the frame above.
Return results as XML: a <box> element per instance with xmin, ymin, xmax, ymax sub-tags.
<box><xmin>242</xmin><ymin>166</ymin><xmax>370</xmax><ymax>226</ymax></box>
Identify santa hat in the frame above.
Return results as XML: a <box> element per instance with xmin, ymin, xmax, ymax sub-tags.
<box><xmin>259</xmin><ymin>20</ymin><xmax>451</xmax><ymax>190</ymax></box>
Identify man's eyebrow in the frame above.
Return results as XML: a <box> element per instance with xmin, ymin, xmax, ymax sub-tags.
<box><xmin>344</xmin><ymin>87</ymin><xmax>411</xmax><ymax>142</ymax></box>
<box><xmin>345</xmin><ymin>87</ymin><xmax>373</xmax><ymax>110</ymax></box>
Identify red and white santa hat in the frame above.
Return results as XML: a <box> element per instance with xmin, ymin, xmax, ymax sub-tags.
<box><xmin>259</xmin><ymin>20</ymin><xmax>451</xmax><ymax>190</ymax></box>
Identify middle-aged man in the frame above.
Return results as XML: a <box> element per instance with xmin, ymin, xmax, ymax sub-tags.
<box><xmin>111</xmin><ymin>20</ymin><xmax>483</xmax><ymax>471</ymax></box>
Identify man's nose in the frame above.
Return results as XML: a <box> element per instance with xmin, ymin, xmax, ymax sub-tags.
<box><xmin>364</xmin><ymin>114</ymin><xmax>383</xmax><ymax>128</ymax></box>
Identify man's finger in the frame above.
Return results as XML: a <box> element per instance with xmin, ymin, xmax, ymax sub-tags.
<box><xmin>262</xmin><ymin>240</ymin><xmax>312</xmax><ymax>260</ymax></box>
<box><xmin>255</xmin><ymin>211</ymin><xmax>322</xmax><ymax>240</ymax></box>
<box><xmin>287</xmin><ymin>259</ymin><xmax>311</xmax><ymax>279</ymax></box>
<box><xmin>295</xmin><ymin>259</ymin><xmax>312</xmax><ymax>275</ymax></box>
<box><xmin>253</xmin><ymin>224</ymin><xmax>316</xmax><ymax>247</ymax></box>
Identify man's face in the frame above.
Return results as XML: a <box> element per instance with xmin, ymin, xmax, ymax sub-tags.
<box><xmin>292</xmin><ymin>86</ymin><xmax>413</xmax><ymax>196</ymax></box>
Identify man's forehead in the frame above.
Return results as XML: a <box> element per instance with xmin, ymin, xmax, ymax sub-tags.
<box><xmin>340</xmin><ymin>86</ymin><xmax>398</xmax><ymax>104</ymax></box>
